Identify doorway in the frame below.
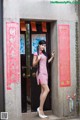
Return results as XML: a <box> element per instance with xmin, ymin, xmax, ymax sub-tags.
<box><xmin>20</xmin><ymin>21</ymin><xmax>51</xmax><ymax>113</ymax></box>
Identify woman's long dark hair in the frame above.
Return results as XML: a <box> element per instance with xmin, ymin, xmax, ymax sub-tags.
<box><xmin>37</xmin><ymin>40</ymin><xmax>47</xmax><ymax>74</ymax></box>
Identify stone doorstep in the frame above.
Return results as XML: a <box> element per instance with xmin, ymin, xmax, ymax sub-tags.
<box><xmin>8</xmin><ymin>111</ymin><xmax>80</xmax><ymax>120</ymax></box>
<box><xmin>22</xmin><ymin>111</ymin><xmax>62</xmax><ymax>120</ymax></box>
<box><xmin>22</xmin><ymin>111</ymin><xmax>80</xmax><ymax>120</ymax></box>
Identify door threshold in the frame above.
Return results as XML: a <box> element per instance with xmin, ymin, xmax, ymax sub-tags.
<box><xmin>22</xmin><ymin>110</ymin><xmax>52</xmax><ymax>114</ymax></box>
<box><xmin>22</xmin><ymin>110</ymin><xmax>62</xmax><ymax>120</ymax></box>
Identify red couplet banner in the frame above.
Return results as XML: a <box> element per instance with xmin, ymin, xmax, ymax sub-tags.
<box><xmin>6</xmin><ymin>22</ymin><xmax>20</xmax><ymax>90</ymax></box>
<box><xmin>58</xmin><ymin>25</ymin><xmax>71</xmax><ymax>87</ymax></box>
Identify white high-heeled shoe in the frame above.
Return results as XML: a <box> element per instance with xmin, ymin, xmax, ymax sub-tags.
<box><xmin>37</xmin><ymin>107</ymin><xmax>48</xmax><ymax>118</ymax></box>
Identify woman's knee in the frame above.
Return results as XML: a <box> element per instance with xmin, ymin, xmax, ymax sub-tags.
<box><xmin>47</xmin><ymin>87</ymin><xmax>50</xmax><ymax>93</ymax></box>
<box><xmin>41</xmin><ymin>84</ymin><xmax>50</xmax><ymax>93</ymax></box>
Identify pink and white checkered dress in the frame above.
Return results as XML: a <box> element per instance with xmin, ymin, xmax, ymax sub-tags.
<box><xmin>34</xmin><ymin>51</ymin><xmax>48</xmax><ymax>85</ymax></box>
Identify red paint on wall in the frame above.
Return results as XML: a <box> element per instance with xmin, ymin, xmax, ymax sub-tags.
<box><xmin>6</xmin><ymin>22</ymin><xmax>20</xmax><ymax>90</ymax></box>
<box><xmin>58</xmin><ymin>25</ymin><xmax>71</xmax><ymax>87</ymax></box>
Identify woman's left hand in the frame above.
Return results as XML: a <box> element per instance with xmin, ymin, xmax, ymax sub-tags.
<box><xmin>51</xmin><ymin>51</ymin><xmax>55</xmax><ymax>57</ymax></box>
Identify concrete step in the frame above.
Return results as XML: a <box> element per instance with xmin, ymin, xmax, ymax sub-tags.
<box><xmin>22</xmin><ymin>111</ymin><xmax>62</xmax><ymax>120</ymax></box>
<box><xmin>11</xmin><ymin>111</ymin><xmax>79</xmax><ymax>120</ymax></box>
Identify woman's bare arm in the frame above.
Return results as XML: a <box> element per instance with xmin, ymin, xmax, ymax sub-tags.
<box><xmin>48</xmin><ymin>51</ymin><xmax>55</xmax><ymax>63</ymax></box>
<box><xmin>48</xmin><ymin>56</ymin><xmax>54</xmax><ymax>63</ymax></box>
<box><xmin>32</xmin><ymin>55</ymin><xmax>41</xmax><ymax>67</ymax></box>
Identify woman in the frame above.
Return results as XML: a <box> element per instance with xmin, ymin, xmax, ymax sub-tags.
<box><xmin>33</xmin><ymin>40</ymin><xmax>55</xmax><ymax>118</ymax></box>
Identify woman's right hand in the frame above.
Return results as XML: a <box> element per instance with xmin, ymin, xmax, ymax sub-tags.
<box><xmin>38</xmin><ymin>55</ymin><xmax>41</xmax><ymax>60</ymax></box>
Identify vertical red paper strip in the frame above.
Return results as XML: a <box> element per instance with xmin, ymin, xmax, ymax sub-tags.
<box><xmin>6</xmin><ymin>22</ymin><xmax>20</xmax><ymax>90</ymax></box>
<box><xmin>42</xmin><ymin>22</ymin><xmax>47</xmax><ymax>32</ymax></box>
<box><xmin>31</xmin><ymin>22</ymin><xmax>37</xmax><ymax>32</ymax></box>
<box><xmin>20</xmin><ymin>21</ymin><xmax>26</xmax><ymax>31</ymax></box>
<box><xmin>58</xmin><ymin>25</ymin><xmax>71</xmax><ymax>87</ymax></box>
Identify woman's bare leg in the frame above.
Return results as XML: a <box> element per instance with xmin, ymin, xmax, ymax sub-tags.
<box><xmin>39</xmin><ymin>84</ymin><xmax>50</xmax><ymax>115</ymax></box>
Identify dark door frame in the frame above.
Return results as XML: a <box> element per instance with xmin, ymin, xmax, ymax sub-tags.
<box><xmin>20</xmin><ymin>32</ymin><xmax>27</xmax><ymax>113</ymax></box>
<box><xmin>0</xmin><ymin>0</ymin><xmax>5</xmax><ymax>112</ymax></box>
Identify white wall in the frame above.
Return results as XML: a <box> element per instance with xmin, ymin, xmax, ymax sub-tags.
<box><xmin>4</xmin><ymin>0</ymin><xmax>77</xmax><ymax>21</ymax></box>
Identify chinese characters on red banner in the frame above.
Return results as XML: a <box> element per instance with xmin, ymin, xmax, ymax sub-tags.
<box><xmin>58</xmin><ymin>25</ymin><xmax>71</xmax><ymax>87</ymax></box>
<box><xmin>6</xmin><ymin>22</ymin><xmax>20</xmax><ymax>90</ymax></box>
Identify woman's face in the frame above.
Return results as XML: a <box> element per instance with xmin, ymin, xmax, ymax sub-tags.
<box><xmin>39</xmin><ymin>44</ymin><xmax>46</xmax><ymax>51</ymax></box>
